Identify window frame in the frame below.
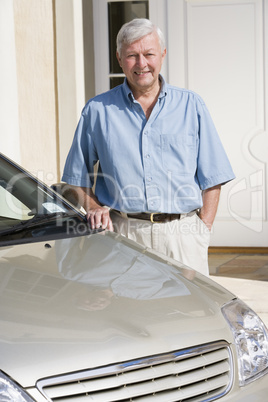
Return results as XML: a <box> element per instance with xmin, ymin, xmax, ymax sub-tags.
<box><xmin>92</xmin><ymin>0</ymin><xmax>168</xmax><ymax>95</ymax></box>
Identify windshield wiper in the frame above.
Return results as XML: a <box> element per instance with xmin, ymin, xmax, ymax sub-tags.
<box><xmin>0</xmin><ymin>212</ymin><xmax>78</xmax><ymax>236</ymax></box>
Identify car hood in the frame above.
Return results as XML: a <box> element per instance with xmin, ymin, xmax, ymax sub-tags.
<box><xmin>0</xmin><ymin>231</ymin><xmax>235</xmax><ymax>387</ymax></box>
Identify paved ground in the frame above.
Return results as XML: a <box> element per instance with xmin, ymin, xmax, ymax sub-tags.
<box><xmin>208</xmin><ymin>252</ymin><xmax>268</xmax><ymax>327</ymax></box>
<box><xmin>208</xmin><ymin>252</ymin><xmax>268</xmax><ymax>281</ymax></box>
<box><xmin>211</xmin><ymin>275</ymin><xmax>268</xmax><ymax>327</ymax></box>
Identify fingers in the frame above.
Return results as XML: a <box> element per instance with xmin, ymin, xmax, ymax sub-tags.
<box><xmin>107</xmin><ymin>216</ymin><xmax>114</xmax><ymax>232</ymax></box>
<box><xmin>87</xmin><ymin>208</ymin><xmax>114</xmax><ymax>231</ymax></box>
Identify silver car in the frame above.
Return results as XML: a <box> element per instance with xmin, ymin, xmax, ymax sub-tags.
<box><xmin>0</xmin><ymin>152</ymin><xmax>267</xmax><ymax>402</ymax></box>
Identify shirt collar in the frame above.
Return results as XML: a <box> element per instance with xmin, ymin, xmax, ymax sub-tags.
<box><xmin>159</xmin><ymin>75</ymin><xmax>167</xmax><ymax>98</ymax></box>
<box><xmin>122</xmin><ymin>74</ymin><xmax>167</xmax><ymax>102</ymax></box>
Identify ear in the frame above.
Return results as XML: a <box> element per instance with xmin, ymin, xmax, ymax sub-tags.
<box><xmin>116</xmin><ymin>51</ymin><xmax>122</xmax><ymax>68</ymax></box>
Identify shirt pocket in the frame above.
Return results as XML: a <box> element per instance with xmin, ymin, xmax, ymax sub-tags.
<box><xmin>160</xmin><ymin>133</ymin><xmax>196</xmax><ymax>175</ymax></box>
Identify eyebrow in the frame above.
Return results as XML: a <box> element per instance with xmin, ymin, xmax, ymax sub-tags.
<box><xmin>125</xmin><ymin>47</ymin><xmax>156</xmax><ymax>55</ymax></box>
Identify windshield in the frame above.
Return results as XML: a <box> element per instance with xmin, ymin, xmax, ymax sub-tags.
<box><xmin>0</xmin><ymin>154</ymin><xmax>91</xmax><ymax>244</ymax></box>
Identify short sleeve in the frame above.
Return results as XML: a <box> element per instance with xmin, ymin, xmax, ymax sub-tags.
<box><xmin>196</xmin><ymin>98</ymin><xmax>235</xmax><ymax>190</ymax></box>
<box><xmin>62</xmin><ymin>111</ymin><xmax>98</xmax><ymax>188</ymax></box>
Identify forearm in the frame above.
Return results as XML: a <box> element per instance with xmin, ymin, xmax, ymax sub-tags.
<box><xmin>199</xmin><ymin>185</ymin><xmax>221</xmax><ymax>230</ymax></box>
<box><xmin>78</xmin><ymin>187</ymin><xmax>102</xmax><ymax>211</ymax></box>
<box><xmin>68</xmin><ymin>186</ymin><xmax>113</xmax><ymax>231</ymax></box>
<box><xmin>62</xmin><ymin>185</ymin><xmax>99</xmax><ymax>210</ymax></box>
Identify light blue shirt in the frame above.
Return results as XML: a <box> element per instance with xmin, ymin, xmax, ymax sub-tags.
<box><xmin>62</xmin><ymin>77</ymin><xmax>235</xmax><ymax>213</ymax></box>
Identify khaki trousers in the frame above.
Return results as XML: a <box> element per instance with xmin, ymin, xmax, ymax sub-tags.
<box><xmin>110</xmin><ymin>211</ymin><xmax>210</xmax><ymax>276</ymax></box>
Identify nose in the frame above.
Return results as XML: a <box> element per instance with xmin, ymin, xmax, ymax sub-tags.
<box><xmin>136</xmin><ymin>54</ymin><xmax>147</xmax><ymax>68</ymax></box>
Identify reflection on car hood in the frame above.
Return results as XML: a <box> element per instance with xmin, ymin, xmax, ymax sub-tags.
<box><xmin>0</xmin><ymin>231</ymin><xmax>234</xmax><ymax>387</ymax></box>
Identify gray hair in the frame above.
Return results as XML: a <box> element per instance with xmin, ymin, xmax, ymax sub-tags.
<box><xmin>116</xmin><ymin>18</ymin><xmax>165</xmax><ymax>57</ymax></box>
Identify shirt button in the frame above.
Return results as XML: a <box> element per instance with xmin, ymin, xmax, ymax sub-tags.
<box><xmin>146</xmin><ymin>154</ymin><xmax>150</xmax><ymax>158</ymax></box>
<box><xmin>147</xmin><ymin>177</ymin><xmax>152</xmax><ymax>182</ymax></box>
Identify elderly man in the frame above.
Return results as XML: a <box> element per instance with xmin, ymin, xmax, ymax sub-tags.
<box><xmin>62</xmin><ymin>18</ymin><xmax>235</xmax><ymax>276</ymax></box>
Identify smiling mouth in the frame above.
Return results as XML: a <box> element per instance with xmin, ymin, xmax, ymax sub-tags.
<box><xmin>135</xmin><ymin>71</ymin><xmax>150</xmax><ymax>75</ymax></box>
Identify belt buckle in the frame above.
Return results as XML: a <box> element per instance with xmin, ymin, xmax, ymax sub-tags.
<box><xmin>150</xmin><ymin>212</ymin><xmax>159</xmax><ymax>223</ymax></box>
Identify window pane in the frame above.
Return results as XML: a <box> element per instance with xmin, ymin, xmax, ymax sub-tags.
<box><xmin>108</xmin><ymin>1</ymin><xmax>149</xmax><ymax>74</ymax></box>
<box><xmin>110</xmin><ymin>76</ymin><xmax>125</xmax><ymax>89</ymax></box>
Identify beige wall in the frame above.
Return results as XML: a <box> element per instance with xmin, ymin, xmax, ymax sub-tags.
<box><xmin>0</xmin><ymin>0</ymin><xmax>94</xmax><ymax>185</ymax></box>
<box><xmin>55</xmin><ymin>0</ymin><xmax>95</xmax><ymax>175</ymax></box>
<box><xmin>0</xmin><ymin>0</ymin><xmax>21</xmax><ymax>162</ymax></box>
<box><xmin>55</xmin><ymin>0</ymin><xmax>95</xmax><ymax>174</ymax></box>
<box><xmin>13</xmin><ymin>0</ymin><xmax>59</xmax><ymax>185</ymax></box>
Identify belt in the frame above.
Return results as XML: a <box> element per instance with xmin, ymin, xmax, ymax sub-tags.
<box><xmin>126</xmin><ymin>212</ymin><xmax>181</xmax><ymax>223</ymax></box>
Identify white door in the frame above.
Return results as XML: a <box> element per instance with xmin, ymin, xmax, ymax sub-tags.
<box><xmin>166</xmin><ymin>0</ymin><xmax>268</xmax><ymax>247</ymax></box>
<box><xmin>93</xmin><ymin>0</ymin><xmax>268</xmax><ymax>247</ymax></box>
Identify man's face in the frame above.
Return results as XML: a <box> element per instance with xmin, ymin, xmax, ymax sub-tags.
<box><xmin>116</xmin><ymin>31</ymin><xmax>166</xmax><ymax>95</ymax></box>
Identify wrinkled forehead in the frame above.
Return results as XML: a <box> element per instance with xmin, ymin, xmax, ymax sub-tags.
<box><xmin>121</xmin><ymin>32</ymin><xmax>162</xmax><ymax>53</ymax></box>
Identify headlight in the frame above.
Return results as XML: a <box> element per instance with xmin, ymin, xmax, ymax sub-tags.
<box><xmin>222</xmin><ymin>299</ymin><xmax>268</xmax><ymax>386</ymax></box>
<box><xmin>0</xmin><ymin>371</ymin><xmax>34</xmax><ymax>402</ymax></box>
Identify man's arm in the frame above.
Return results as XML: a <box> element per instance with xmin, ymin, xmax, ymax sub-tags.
<box><xmin>68</xmin><ymin>186</ymin><xmax>113</xmax><ymax>231</ymax></box>
<box><xmin>198</xmin><ymin>185</ymin><xmax>221</xmax><ymax>230</ymax></box>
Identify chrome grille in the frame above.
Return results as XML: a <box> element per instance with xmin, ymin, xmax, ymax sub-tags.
<box><xmin>36</xmin><ymin>341</ymin><xmax>233</xmax><ymax>401</ymax></box>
